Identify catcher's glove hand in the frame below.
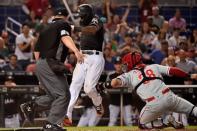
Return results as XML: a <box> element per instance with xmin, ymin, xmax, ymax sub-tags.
<box><xmin>96</xmin><ymin>81</ymin><xmax>112</xmax><ymax>95</ymax></box>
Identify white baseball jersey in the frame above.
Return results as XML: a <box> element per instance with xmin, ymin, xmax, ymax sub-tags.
<box><xmin>117</xmin><ymin>64</ymin><xmax>170</xmax><ymax>100</ymax></box>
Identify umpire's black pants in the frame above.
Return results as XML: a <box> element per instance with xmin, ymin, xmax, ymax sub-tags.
<box><xmin>35</xmin><ymin>59</ymin><xmax>70</xmax><ymax>124</ymax></box>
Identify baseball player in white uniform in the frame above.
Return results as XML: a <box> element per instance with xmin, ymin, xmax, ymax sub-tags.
<box><xmin>64</xmin><ymin>4</ymin><xmax>105</xmax><ymax>125</ymax></box>
<box><xmin>103</xmin><ymin>51</ymin><xmax>197</xmax><ymax>129</ymax></box>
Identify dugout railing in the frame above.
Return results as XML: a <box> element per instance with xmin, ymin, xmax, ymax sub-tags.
<box><xmin>0</xmin><ymin>84</ymin><xmax>197</xmax><ymax>127</ymax></box>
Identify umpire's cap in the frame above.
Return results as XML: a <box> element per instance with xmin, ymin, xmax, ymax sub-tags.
<box><xmin>55</xmin><ymin>8</ymin><xmax>69</xmax><ymax>17</ymax></box>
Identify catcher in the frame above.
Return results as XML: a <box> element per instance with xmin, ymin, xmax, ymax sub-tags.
<box><xmin>102</xmin><ymin>51</ymin><xmax>197</xmax><ymax>129</ymax></box>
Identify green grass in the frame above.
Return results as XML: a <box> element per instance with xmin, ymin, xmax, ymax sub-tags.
<box><xmin>0</xmin><ymin>126</ymin><xmax>197</xmax><ymax>131</ymax></box>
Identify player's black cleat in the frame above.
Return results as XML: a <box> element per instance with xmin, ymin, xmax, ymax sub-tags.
<box><xmin>94</xmin><ymin>103</ymin><xmax>104</xmax><ymax>116</ymax></box>
<box><xmin>43</xmin><ymin>122</ymin><xmax>65</xmax><ymax>131</ymax></box>
<box><xmin>20</xmin><ymin>101</ymin><xmax>36</xmax><ymax>123</ymax></box>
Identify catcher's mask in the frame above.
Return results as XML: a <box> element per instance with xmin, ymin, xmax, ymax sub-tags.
<box><xmin>121</xmin><ymin>51</ymin><xmax>143</xmax><ymax>72</ymax></box>
<box><xmin>78</xmin><ymin>4</ymin><xmax>94</xmax><ymax>26</ymax></box>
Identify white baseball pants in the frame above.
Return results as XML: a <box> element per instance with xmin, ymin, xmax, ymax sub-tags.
<box><xmin>140</xmin><ymin>91</ymin><xmax>197</xmax><ymax>124</ymax></box>
<box><xmin>5</xmin><ymin>114</ymin><xmax>20</xmax><ymax>128</ymax></box>
<box><xmin>67</xmin><ymin>53</ymin><xmax>105</xmax><ymax>119</ymax></box>
<box><xmin>108</xmin><ymin>104</ymin><xmax>133</xmax><ymax>126</ymax></box>
<box><xmin>77</xmin><ymin>107</ymin><xmax>101</xmax><ymax>126</ymax></box>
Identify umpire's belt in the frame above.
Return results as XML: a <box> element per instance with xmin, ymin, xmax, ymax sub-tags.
<box><xmin>145</xmin><ymin>88</ymin><xmax>170</xmax><ymax>102</ymax></box>
<box><xmin>81</xmin><ymin>50</ymin><xmax>101</xmax><ymax>55</ymax></box>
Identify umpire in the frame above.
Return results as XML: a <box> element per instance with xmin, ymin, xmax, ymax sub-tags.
<box><xmin>20</xmin><ymin>8</ymin><xmax>84</xmax><ymax>131</ymax></box>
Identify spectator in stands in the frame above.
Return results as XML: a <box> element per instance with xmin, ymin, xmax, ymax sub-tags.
<box><xmin>104</xmin><ymin>47</ymin><xmax>115</xmax><ymax>72</ymax></box>
<box><xmin>176</xmin><ymin>49</ymin><xmax>197</xmax><ymax>73</ymax></box>
<box><xmin>134</xmin><ymin>32</ymin><xmax>147</xmax><ymax>53</ymax></box>
<box><xmin>4</xmin><ymin>75</ymin><xmax>20</xmax><ymax>128</ymax></box>
<box><xmin>15</xmin><ymin>23</ymin><xmax>34</xmax><ymax>70</ymax></box>
<box><xmin>179</xmin><ymin>39</ymin><xmax>189</xmax><ymax>51</ymax></box>
<box><xmin>114</xmin><ymin>22</ymin><xmax>134</xmax><ymax>46</ymax></box>
<box><xmin>188</xmin><ymin>28</ymin><xmax>197</xmax><ymax>49</ymax></box>
<box><xmin>148</xmin><ymin>6</ymin><xmax>164</xmax><ymax>29</ymax></box>
<box><xmin>147</xmin><ymin>17</ymin><xmax>160</xmax><ymax>35</ymax></box>
<box><xmin>141</xmin><ymin>22</ymin><xmax>155</xmax><ymax>48</ymax></box>
<box><xmin>161</xmin><ymin>55</ymin><xmax>176</xmax><ymax>67</ymax></box>
<box><xmin>187</xmin><ymin>49</ymin><xmax>197</xmax><ymax>64</ymax></box>
<box><xmin>0</xmin><ymin>37</ymin><xmax>9</xmax><ymax>60</ymax></box>
<box><xmin>44</xmin><ymin>7</ymin><xmax>55</xmax><ymax>23</ymax></box>
<box><xmin>23</xmin><ymin>0</ymin><xmax>49</xmax><ymax>19</ymax></box>
<box><xmin>168</xmin><ymin>28</ymin><xmax>182</xmax><ymax>48</ymax></box>
<box><xmin>3</xmin><ymin>54</ymin><xmax>23</xmax><ymax>72</ymax></box>
<box><xmin>25</xmin><ymin>10</ymin><xmax>39</xmax><ymax>30</ymax></box>
<box><xmin>151</xmin><ymin>29</ymin><xmax>167</xmax><ymax>49</ymax></box>
<box><xmin>107</xmin><ymin>56</ymin><xmax>133</xmax><ymax>126</ymax></box>
<box><xmin>161</xmin><ymin>21</ymin><xmax>171</xmax><ymax>39</ymax></box>
<box><xmin>169</xmin><ymin>8</ymin><xmax>186</xmax><ymax>31</ymax></box>
<box><xmin>35</xmin><ymin>14</ymin><xmax>49</xmax><ymax>33</ymax></box>
<box><xmin>150</xmin><ymin>40</ymin><xmax>168</xmax><ymax>64</ymax></box>
<box><xmin>117</xmin><ymin>34</ymin><xmax>139</xmax><ymax>56</ymax></box>
<box><xmin>106</xmin><ymin>1</ymin><xmax>130</xmax><ymax>32</ymax></box>
<box><xmin>1</xmin><ymin>30</ymin><xmax>9</xmax><ymax>48</ymax></box>
<box><xmin>139</xmin><ymin>0</ymin><xmax>158</xmax><ymax>23</ymax></box>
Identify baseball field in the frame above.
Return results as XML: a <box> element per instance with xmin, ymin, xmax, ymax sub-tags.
<box><xmin>0</xmin><ymin>126</ymin><xmax>197</xmax><ymax>131</ymax></box>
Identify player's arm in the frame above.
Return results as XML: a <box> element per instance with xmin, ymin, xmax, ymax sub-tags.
<box><xmin>104</xmin><ymin>73</ymin><xmax>130</xmax><ymax>89</ymax></box>
<box><xmin>34</xmin><ymin>36</ymin><xmax>41</xmax><ymax>61</ymax></box>
<box><xmin>61</xmin><ymin>36</ymin><xmax>84</xmax><ymax>63</ymax></box>
<box><xmin>157</xmin><ymin>64</ymin><xmax>197</xmax><ymax>80</ymax></box>
<box><xmin>111</xmin><ymin>78</ymin><xmax>123</xmax><ymax>88</ymax></box>
<box><xmin>169</xmin><ymin>67</ymin><xmax>197</xmax><ymax>80</ymax></box>
<box><xmin>34</xmin><ymin>52</ymin><xmax>40</xmax><ymax>61</ymax></box>
<box><xmin>60</xmin><ymin>23</ymin><xmax>84</xmax><ymax>63</ymax></box>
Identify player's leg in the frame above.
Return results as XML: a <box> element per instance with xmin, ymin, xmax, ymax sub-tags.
<box><xmin>77</xmin><ymin>108</ymin><xmax>89</xmax><ymax>127</ymax></box>
<box><xmin>108</xmin><ymin>104</ymin><xmax>120</xmax><ymax>126</ymax></box>
<box><xmin>172</xmin><ymin>112</ymin><xmax>188</xmax><ymax>126</ymax></box>
<box><xmin>162</xmin><ymin>113</ymin><xmax>184</xmax><ymax>129</ymax></box>
<box><xmin>88</xmin><ymin>107</ymin><xmax>102</xmax><ymax>126</ymax></box>
<box><xmin>84</xmin><ymin>54</ymin><xmax>105</xmax><ymax>116</ymax></box>
<box><xmin>139</xmin><ymin>103</ymin><xmax>166</xmax><ymax>129</ymax></box>
<box><xmin>123</xmin><ymin>105</ymin><xmax>133</xmax><ymax>126</ymax></box>
<box><xmin>66</xmin><ymin>63</ymin><xmax>86</xmax><ymax>121</ymax></box>
<box><xmin>170</xmin><ymin>94</ymin><xmax>197</xmax><ymax>117</ymax></box>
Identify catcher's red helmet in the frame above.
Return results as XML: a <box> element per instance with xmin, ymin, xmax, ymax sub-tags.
<box><xmin>121</xmin><ymin>51</ymin><xmax>143</xmax><ymax>71</ymax></box>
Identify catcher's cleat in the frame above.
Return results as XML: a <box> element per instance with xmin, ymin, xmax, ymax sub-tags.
<box><xmin>63</xmin><ymin>118</ymin><xmax>72</xmax><ymax>126</ymax></box>
<box><xmin>94</xmin><ymin>103</ymin><xmax>104</xmax><ymax>116</ymax></box>
<box><xmin>43</xmin><ymin>122</ymin><xmax>65</xmax><ymax>131</ymax></box>
<box><xmin>167</xmin><ymin>115</ymin><xmax>184</xmax><ymax>129</ymax></box>
<box><xmin>20</xmin><ymin>101</ymin><xmax>36</xmax><ymax>123</ymax></box>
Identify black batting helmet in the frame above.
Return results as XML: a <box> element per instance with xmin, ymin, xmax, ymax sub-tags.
<box><xmin>78</xmin><ymin>4</ymin><xmax>94</xmax><ymax>26</ymax></box>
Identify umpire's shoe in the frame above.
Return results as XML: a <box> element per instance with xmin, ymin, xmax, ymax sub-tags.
<box><xmin>43</xmin><ymin>122</ymin><xmax>66</xmax><ymax>131</ymax></box>
<box><xmin>20</xmin><ymin>101</ymin><xmax>36</xmax><ymax>123</ymax></box>
<box><xmin>94</xmin><ymin>103</ymin><xmax>104</xmax><ymax>116</ymax></box>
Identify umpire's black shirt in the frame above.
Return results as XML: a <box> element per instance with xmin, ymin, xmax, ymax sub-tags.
<box><xmin>80</xmin><ymin>16</ymin><xmax>104</xmax><ymax>51</ymax></box>
<box><xmin>35</xmin><ymin>18</ymin><xmax>71</xmax><ymax>61</ymax></box>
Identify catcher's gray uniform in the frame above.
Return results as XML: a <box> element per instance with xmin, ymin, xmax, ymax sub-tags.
<box><xmin>117</xmin><ymin>64</ymin><xmax>197</xmax><ymax>124</ymax></box>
